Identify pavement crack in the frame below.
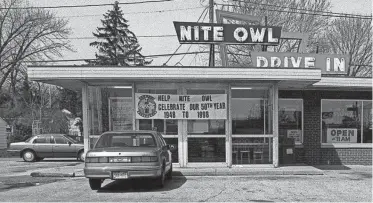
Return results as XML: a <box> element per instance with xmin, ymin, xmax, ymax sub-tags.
<box><xmin>200</xmin><ymin>184</ymin><xmax>227</xmax><ymax>202</ymax></box>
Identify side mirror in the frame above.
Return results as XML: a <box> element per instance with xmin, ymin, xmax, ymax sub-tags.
<box><xmin>68</xmin><ymin>141</ymin><xmax>72</xmax><ymax>146</ymax></box>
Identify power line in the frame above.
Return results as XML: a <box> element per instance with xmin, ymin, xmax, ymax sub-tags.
<box><xmin>0</xmin><ymin>0</ymin><xmax>175</xmax><ymax>10</ymax></box>
<box><xmin>163</xmin><ymin>6</ymin><xmax>209</xmax><ymax>66</ymax></box>
<box><xmin>24</xmin><ymin>51</ymin><xmax>210</xmax><ymax>63</ymax></box>
<box><xmin>174</xmin><ymin>6</ymin><xmax>209</xmax><ymax>66</ymax></box>
<box><xmin>53</xmin><ymin>35</ymin><xmax>176</xmax><ymax>40</ymax></box>
<box><xmin>216</xmin><ymin>3</ymin><xmax>372</xmax><ymax>20</ymax></box>
<box><xmin>230</xmin><ymin>0</ymin><xmax>372</xmax><ymax>18</ymax></box>
<box><xmin>57</xmin><ymin>6</ymin><xmax>205</xmax><ymax>18</ymax></box>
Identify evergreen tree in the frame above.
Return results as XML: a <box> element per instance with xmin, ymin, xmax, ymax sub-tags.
<box><xmin>88</xmin><ymin>1</ymin><xmax>151</xmax><ymax>66</ymax></box>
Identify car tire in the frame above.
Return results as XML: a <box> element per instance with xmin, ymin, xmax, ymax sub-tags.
<box><xmin>156</xmin><ymin>164</ymin><xmax>166</xmax><ymax>188</ymax></box>
<box><xmin>78</xmin><ymin>151</ymin><xmax>85</xmax><ymax>162</ymax></box>
<box><xmin>89</xmin><ymin>179</ymin><xmax>101</xmax><ymax>190</ymax></box>
<box><xmin>166</xmin><ymin>163</ymin><xmax>172</xmax><ymax>180</ymax></box>
<box><xmin>22</xmin><ymin>150</ymin><xmax>36</xmax><ymax>162</ymax></box>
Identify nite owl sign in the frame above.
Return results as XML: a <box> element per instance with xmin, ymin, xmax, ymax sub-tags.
<box><xmin>173</xmin><ymin>22</ymin><xmax>282</xmax><ymax>45</ymax></box>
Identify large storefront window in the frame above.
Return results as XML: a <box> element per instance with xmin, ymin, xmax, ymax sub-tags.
<box><xmin>232</xmin><ymin>88</ymin><xmax>271</xmax><ymax>135</ymax></box>
<box><xmin>137</xmin><ymin>89</ymin><xmax>178</xmax><ymax>135</ymax></box>
<box><xmin>279</xmin><ymin>99</ymin><xmax>303</xmax><ymax>144</ymax></box>
<box><xmin>321</xmin><ymin>100</ymin><xmax>371</xmax><ymax>143</ymax></box>
<box><xmin>186</xmin><ymin>89</ymin><xmax>226</xmax><ymax>163</ymax></box>
<box><xmin>188</xmin><ymin>138</ymin><xmax>226</xmax><ymax>162</ymax></box>
<box><xmin>231</xmin><ymin>86</ymin><xmax>274</xmax><ymax>165</ymax></box>
<box><xmin>232</xmin><ymin>137</ymin><xmax>273</xmax><ymax>164</ymax></box>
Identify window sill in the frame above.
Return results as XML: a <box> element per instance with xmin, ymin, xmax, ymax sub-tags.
<box><xmin>321</xmin><ymin>143</ymin><xmax>373</xmax><ymax>148</ymax></box>
<box><xmin>295</xmin><ymin>144</ymin><xmax>304</xmax><ymax>148</ymax></box>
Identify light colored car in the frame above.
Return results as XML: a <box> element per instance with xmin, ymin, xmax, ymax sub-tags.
<box><xmin>7</xmin><ymin>134</ymin><xmax>85</xmax><ymax>162</ymax></box>
<box><xmin>84</xmin><ymin>131</ymin><xmax>174</xmax><ymax>190</ymax></box>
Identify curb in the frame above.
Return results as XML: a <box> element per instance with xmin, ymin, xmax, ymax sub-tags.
<box><xmin>29</xmin><ymin>170</ymin><xmax>324</xmax><ymax>178</ymax></box>
<box><xmin>30</xmin><ymin>172</ymin><xmax>76</xmax><ymax>178</ymax></box>
<box><xmin>172</xmin><ymin>169</ymin><xmax>324</xmax><ymax>176</ymax></box>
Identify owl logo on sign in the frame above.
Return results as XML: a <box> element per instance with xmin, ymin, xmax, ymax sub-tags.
<box><xmin>137</xmin><ymin>95</ymin><xmax>157</xmax><ymax>118</ymax></box>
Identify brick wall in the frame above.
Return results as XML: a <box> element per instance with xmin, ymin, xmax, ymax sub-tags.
<box><xmin>280</xmin><ymin>90</ymin><xmax>372</xmax><ymax>165</ymax></box>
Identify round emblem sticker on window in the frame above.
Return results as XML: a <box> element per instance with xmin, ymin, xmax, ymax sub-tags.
<box><xmin>137</xmin><ymin>95</ymin><xmax>157</xmax><ymax>118</ymax></box>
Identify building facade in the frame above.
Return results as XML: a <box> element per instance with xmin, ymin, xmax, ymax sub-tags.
<box><xmin>27</xmin><ymin>66</ymin><xmax>372</xmax><ymax>167</ymax></box>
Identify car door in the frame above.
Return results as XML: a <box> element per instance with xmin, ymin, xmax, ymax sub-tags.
<box><xmin>52</xmin><ymin>135</ymin><xmax>76</xmax><ymax>158</ymax></box>
<box><xmin>32</xmin><ymin>135</ymin><xmax>53</xmax><ymax>158</ymax></box>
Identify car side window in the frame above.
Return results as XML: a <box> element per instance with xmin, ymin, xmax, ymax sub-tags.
<box><xmin>33</xmin><ymin>136</ymin><xmax>50</xmax><ymax>144</ymax></box>
<box><xmin>54</xmin><ymin>136</ymin><xmax>69</xmax><ymax>144</ymax></box>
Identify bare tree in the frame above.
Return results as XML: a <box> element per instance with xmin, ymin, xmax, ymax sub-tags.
<box><xmin>217</xmin><ymin>0</ymin><xmax>331</xmax><ymax>66</ymax></box>
<box><xmin>0</xmin><ymin>0</ymin><xmax>72</xmax><ymax>92</ymax></box>
<box><xmin>325</xmin><ymin>17</ymin><xmax>372</xmax><ymax>77</ymax></box>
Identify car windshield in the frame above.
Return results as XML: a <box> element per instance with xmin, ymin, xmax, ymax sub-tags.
<box><xmin>25</xmin><ymin>136</ymin><xmax>35</xmax><ymax>142</ymax></box>
<box><xmin>94</xmin><ymin>133</ymin><xmax>157</xmax><ymax>148</ymax></box>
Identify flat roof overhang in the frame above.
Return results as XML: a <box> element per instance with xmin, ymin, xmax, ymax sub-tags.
<box><xmin>308</xmin><ymin>76</ymin><xmax>372</xmax><ymax>91</ymax></box>
<box><xmin>29</xmin><ymin>66</ymin><xmax>373</xmax><ymax>91</ymax></box>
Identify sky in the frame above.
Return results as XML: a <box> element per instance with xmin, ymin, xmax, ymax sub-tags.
<box><xmin>29</xmin><ymin>0</ymin><xmax>372</xmax><ymax>66</ymax></box>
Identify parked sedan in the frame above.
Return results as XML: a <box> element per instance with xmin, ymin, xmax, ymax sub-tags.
<box><xmin>7</xmin><ymin>134</ymin><xmax>85</xmax><ymax>162</ymax></box>
<box><xmin>84</xmin><ymin>131</ymin><xmax>174</xmax><ymax>190</ymax></box>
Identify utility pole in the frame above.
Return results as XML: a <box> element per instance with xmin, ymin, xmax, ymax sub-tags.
<box><xmin>208</xmin><ymin>0</ymin><xmax>215</xmax><ymax>67</ymax></box>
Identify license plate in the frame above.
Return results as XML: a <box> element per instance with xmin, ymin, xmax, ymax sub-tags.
<box><xmin>112</xmin><ymin>171</ymin><xmax>128</xmax><ymax>179</ymax></box>
<box><xmin>110</xmin><ymin>157</ymin><xmax>131</xmax><ymax>163</ymax></box>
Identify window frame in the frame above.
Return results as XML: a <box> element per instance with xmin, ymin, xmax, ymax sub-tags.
<box><xmin>320</xmin><ymin>99</ymin><xmax>372</xmax><ymax>148</ymax></box>
<box><xmin>278</xmin><ymin>98</ymin><xmax>304</xmax><ymax>145</ymax></box>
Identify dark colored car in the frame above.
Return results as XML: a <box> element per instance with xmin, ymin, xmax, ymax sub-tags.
<box><xmin>84</xmin><ymin>131</ymin><xmax>175</xmax><ymax>190</ymax></box>
<box><xmin>7</xmin><ymin>134</ymin><xmax>85</xmax><ymax>162</ymax></box>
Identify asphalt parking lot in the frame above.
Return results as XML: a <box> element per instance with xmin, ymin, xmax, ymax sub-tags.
<box><xmin>0</xmin><ymin>158</ymin><xmax>371</xmax><ymax>202</ymax></box>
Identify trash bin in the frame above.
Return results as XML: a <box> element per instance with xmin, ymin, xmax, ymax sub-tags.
<box><xmin>279</xmin><ymin>137</ymin><xmax>296</xmax><ymax>165</ymax></box>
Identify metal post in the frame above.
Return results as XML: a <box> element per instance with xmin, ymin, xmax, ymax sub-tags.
<box><xmin>209</xmin><ymin>0</ymin><xmax>215</xmax><ymax>67</ymax></box>
<box><xmin>262</xmin><ymin>16</ymin><xmax>268</xmax><ymax>52</ymax></box>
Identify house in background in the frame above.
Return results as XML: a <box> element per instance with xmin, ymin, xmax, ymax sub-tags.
<box><xmin>0</xmin><ymin>117</ymin><xmax>8</xmax><ymax>149</ymax></box>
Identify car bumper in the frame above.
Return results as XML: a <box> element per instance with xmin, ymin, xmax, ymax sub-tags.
<box><xmin>84</xmin><ymin>165</ymin><xmax>162</xmax><ymax>179</ymax></box>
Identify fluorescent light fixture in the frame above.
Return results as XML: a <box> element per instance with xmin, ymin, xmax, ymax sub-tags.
<box><xmin>110</xmin><ymin>86</ymin><xmax>132</xmax><ymax>89</ymax></box>
<box><xmin>231</xmin><ymin>87</ymin><xmax>252</xmax><ymax>89</ymax></box>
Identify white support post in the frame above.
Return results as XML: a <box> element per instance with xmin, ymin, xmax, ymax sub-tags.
<box><xmin>82</xmin><ymin>84</ymin><xmax>90</xmax><ymax>154</ymax></box>
<box><xmin>226</xmin><ymin>84</ymin><xmax>232</xmax><ymax>167</ymax></box>
<box><xmin>272</xmin><ymin>83</ymin><xmax>279</xmax><ymax>167</ymax></box>
<box><xmin>178</xmin><ymin>85</ymin><xmax>186</xmax><ymax>167</ymax></box>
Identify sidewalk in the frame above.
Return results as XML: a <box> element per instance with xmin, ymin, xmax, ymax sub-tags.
<box><xmin>28</xmin><ymin>163</ymin><xmax>333</xmax><ymax>177</ymax></box>
<box><xmin>28</xmin><ymin>162</ymin><xmax>373</xmax><ymax>178</ymax></box>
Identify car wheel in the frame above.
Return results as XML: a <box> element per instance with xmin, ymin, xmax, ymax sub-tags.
<box><xmin>166</xmin><ymin>163</ymin><xmax>173</xmax><ymax>180</ymax></box>
<box><xmin>156</xmin><ymin>164</ymin><xmax>166</xmax><ymax>188</ymax></box>
<box><xmin>22</xmin><ymin>150</ymin><xmax>36</xmax><ymax>162</ymax></box>
<box><xmin>89</xmin><ymin>179</ymin><xmax>101</xmax><ymax>190</ymax></box>
<box><xmin>78</xmin><ymin>151</ymin><xmax>85</xmax><ymax>162</ymax></box>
